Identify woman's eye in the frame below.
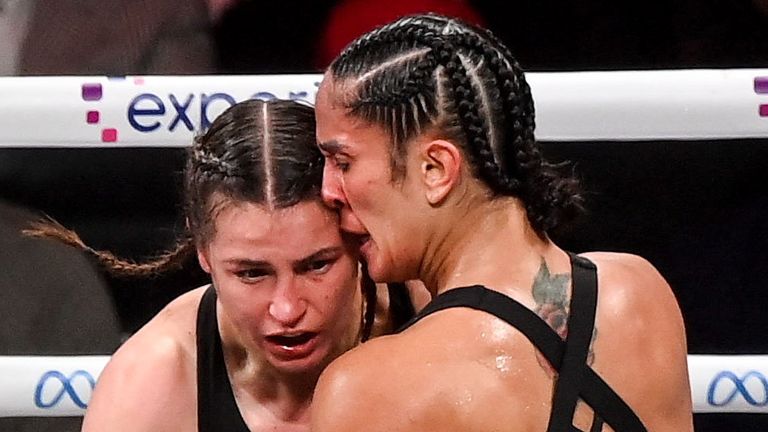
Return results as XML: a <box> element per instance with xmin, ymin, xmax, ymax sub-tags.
<box><xmin>334</xmin><ymin>157</ymin><xmax>350</xmax><ymax>172</ymax></box>
<box><xmin>322</xmin><ymin>155</ymin><xmax>350</xmax><ymax>173</ymax></box>
<box><xmin>308</xmin><ymin>259</ymin><xmax>333</xmax><ymax>274</ymax></box>
<box><xmin>235</xmin><ymin>269</ymin><xmax>269</xmax><ymax>282</ymax></box>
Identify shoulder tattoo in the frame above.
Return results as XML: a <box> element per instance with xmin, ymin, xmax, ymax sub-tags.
<box><xmin>532</xmin><ymin>258</ymin><xmax>597</xmax><ymax>369</ymax></box>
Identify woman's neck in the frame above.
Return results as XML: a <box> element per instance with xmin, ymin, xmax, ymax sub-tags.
<box><xmin>420</xmin><ymin>198</ymin><xmax>557</xmax><ymax>296</ymax></box>
<box><xmin>217</xmin><ymin>308</ymin><xmax>316</xmax><ymax>423</ymax></box>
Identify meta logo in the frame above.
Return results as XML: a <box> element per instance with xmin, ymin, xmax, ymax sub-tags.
<box><xmin>756</xmin><ymin>77</ymin><xmax>768</xmax><ymax>117</ymax></box>
<box><xmin>34</xmin><ymin>370</ymin><xmax>96</xmax><ymax>409</ymax></box>
<box><xmin>127</xmin><ymin>90</ymin><xmax>315</xmax><ymax>133</ymax></box>
<box><xmin>707</xmin><ymin>370</ymin><xmax>768</xmax><ymax>407</ymax></box>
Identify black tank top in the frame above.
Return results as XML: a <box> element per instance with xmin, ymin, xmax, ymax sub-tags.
<box><xmin>196</xmin><ymin>286</ymin><xmax>250</xmax><ymax>432</ymax></box>
<box><xmin>399</xmin><ymin>253</ymin><xmax>647</xmax><ymax>432</ymax></box>
<box><xmin>194</xmin><ymin>281</ymin><xmax>416</xmax><ymax>431</ymax></box>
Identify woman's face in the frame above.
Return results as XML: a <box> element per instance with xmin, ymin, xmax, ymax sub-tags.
<box><xmin>315</xmin><ymin>77</ymin><xmax>428</xmax><ymax>283</ymax></box>
<box><xmin>197</xmin><ymin>198</ymin><xmax>362</xmax><ymax>376</ymax></box>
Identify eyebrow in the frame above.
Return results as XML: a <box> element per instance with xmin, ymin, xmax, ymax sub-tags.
<box><xmin>223</xmin><ymin>258</ymin><xmax>272</xmax><ymax>268</ymax></box>
<box><xmin>317</xmin><ymin>140</ymin><xmax>348</xmax><ymax>155</ymax></box>
<box><xmin>294</xmin><ymin>246</ymin><xmax>344</xmax><ymax>269</ymax></box>
<box><xmin>223</xmin><ymin>246</ymin><xmax>344</xmax><ymax>268</ymax></box>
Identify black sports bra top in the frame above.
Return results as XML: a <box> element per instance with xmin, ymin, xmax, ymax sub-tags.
<box><xmin>195</xmin><ymin>282</ymin><xmax>415</xmax><ymax>432</ymax></box>
<box><xmin>399</xmin><ymin>253</ymin><xmax>647</xmax><ymax>432</ymax></box>
<box><xmin>196</xmin><ymin>286</ymin><xmax>250</xmax><ymax>432</ymax></box>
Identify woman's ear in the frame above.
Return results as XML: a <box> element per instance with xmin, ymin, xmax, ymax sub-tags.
<box><xmin>197</xmin><ymin>248</ymin><xmax>212</xmax><ymax>274</ymax></box>
<box><xmin>420</xmin><ymin>139</ymin><xmax>463</xmax><ymax>205</ymax></box>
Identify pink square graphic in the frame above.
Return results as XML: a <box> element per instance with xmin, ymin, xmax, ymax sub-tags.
<box><xmin>755</xmin><ymin>77</ymin><xmax>768</xmax><ymax>94</ymax></box>
<box><xmin>760</xmin><ymin>104</ymin><xmax>768</xmax><ymax>117</ymax></box>
<box><xmin>86</xmin><ymin>111</ymin><xmax>100</xmax><ymax>124</ymax></box>
<box><xmin>82</xmin><ymin>83</ymin><xmax>102</xmax><ymax>101</ymax></box>
<box><xmin>102</xmin><ymin>128</ymin><xmax>118</xmax><ymax>142</ymax></box>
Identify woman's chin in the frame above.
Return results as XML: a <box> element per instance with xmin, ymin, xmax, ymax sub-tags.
<box><xmin>365</xmin><ymin>259</ymin><xmax>399</xmax><ymax>284</ymax></box>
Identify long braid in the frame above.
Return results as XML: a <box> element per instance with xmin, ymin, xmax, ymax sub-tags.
<box><xmin>24</xmin><ymin>218</ymin><xmax>195</xmax><ymax>278</ymax></box>
<box><xmin>23</xmin><ymin>100</ymin><xmax>326</xmax><ymax>284</ymax></box>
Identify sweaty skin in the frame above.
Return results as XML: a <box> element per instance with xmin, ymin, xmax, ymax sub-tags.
<box><xmin>82</xmin><ymin>201</ymin><xmax>389</xmax><ymax>432</ymax></box>
<box><xmin>310</xmin><ymin>75</ymin><xmax>693</xmax><ymax>432</ymax></box>
<box><xmin>312</xmin><ymin>253</ymin><xmax>692</xmax><ymax>432</ymax></box>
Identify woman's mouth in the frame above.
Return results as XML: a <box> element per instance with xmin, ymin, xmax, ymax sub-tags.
<box><xmin>354</xmin><ymin>233</ymin><xmax>370</xmax><ymax>247</ymax></box>
<box><xmin>345</xmin><ymin>232</ymin><xmax>373</xmax><ymax>257</ymax></box>
<box><xmin>358</xmin><ymin>235</ymin><xmax>373</xmax><ymax>256</ymax></box>
<box><xmin>341</xmin><ymin>230</ymin><xmax>372</xmax><ymax>254</ymax></box>
<box><xmin>264</xmin><ymin>332</ymin><xmax>319</xmax><ymax>360</ymax></box>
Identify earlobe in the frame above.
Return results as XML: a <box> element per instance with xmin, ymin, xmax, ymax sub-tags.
<box><xmin>421</xmin><ymin>139</ymin><xmax>462</xmax><ymax>205</ymax></box>
<box><xmin>197</xmin><ymin>249</ymin><xmax>212</xmax><ymax>274</ymax></box>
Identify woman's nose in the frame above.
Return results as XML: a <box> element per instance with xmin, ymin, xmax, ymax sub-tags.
<box><xmin>268</xmin><ymin>278</ymin><xmax>307</xmax><ymax>327</ymax></box>
<box><xmin>321</xmin><ymin>162</ymin><xmax>347</xmax><ymax>209</ymax></box>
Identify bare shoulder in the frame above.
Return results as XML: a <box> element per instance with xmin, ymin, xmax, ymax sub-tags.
<box><xmin>580</xmin><ymin>251</ymin><xmax>665</xmax><ymax>283</ymax></box>
<box><xmin>82</xmin><ymin>286</ymin><xmax>208</xmax><ymax>432</ymax></box>
<box><xmin>146</xmin><ymin>285</ymin><xmax>208</xmax><ymax>337</ymax></box>
<box><xmin>578</xmin><ymin>251</ymin><xmax>685</xmax><ymax>352</ymax></box>
<box><xmin>579</xmin><ymin>253</ymin><xmax>693</xmax><ymax>430</ymax></box>
<box><xmin>580</xmin><ymin>252</ymin><xmax>677</xmax><ymax>311</ymax></box>
<box><xmin>312</xmin><ymin>333</ymin><xmax>428</xmax><ymax>432</ymax></box>
<box><xmin>120</xmin><ymin>285</ymin><xmax>208</xmax><ymax>359</ymax></box>
<box><xmin>314</xmin><ymin>333</ymin><xmax>406</xmax><ymax>398</ymax></box>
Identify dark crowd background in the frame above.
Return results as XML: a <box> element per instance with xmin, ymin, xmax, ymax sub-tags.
<box><xmin>1</xmin><ymin>0</ymin><xmax>767</xmax><ymax>431</ymax></box>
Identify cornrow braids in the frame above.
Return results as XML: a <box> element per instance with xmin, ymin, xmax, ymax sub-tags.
<box><xmin>337</xmin><ymin>21</ymin><xmax>511</xmax><ymax>192</ymax></box>
<box><xmin>435</xmin><ymin>39</ymin><xmax>509</xmax><ymax>193</ymax></box>
<box><xmin>416</xmin><ymin>16</ymin><xmax>584</xmax><ymax>234</ymax></box>
<box><xmin>328</xmin><ymin>13</ymin><xmax>584</xmax><ymax>236</ymax></box>
<box><xmin>424</xmin><ymin>18</ymin><xmax>584</xmax><ymax>234</ymax></box>
<box><xmin>450</xmin><ymin>25</ymin><xmax>584</xmax><ymax>233</ymax></box>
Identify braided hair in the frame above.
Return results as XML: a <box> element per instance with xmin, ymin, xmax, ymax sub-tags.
<box><xmin>27</xmin><ymin>99</ymin><xmax>324</xmax><ymax>275</ymax></box>
<box><xmin>24</xmin><ymin>100</ymin><xmax>377</xmax><ymax>341</ymax></box>
<box><xmin>25</xmin><ymin>99</ymin><xmax>380</xmax><ymax>340</ymax></box>
<box><xmin>328</xmin><ymin>14</ymin><xmax>583</xmax><ymax>236</ymax></box>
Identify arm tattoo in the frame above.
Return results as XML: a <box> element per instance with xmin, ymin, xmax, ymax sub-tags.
<box><xmin>532</xmin><ymin>258</ymin><xmax>597</xmax><ymax>370</ymax></box>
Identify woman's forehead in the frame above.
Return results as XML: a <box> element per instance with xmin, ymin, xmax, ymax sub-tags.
<box><xmin>317</xmin><ymin>75</ymin><xmax>356</xmax><ymax>107</ymax></box>
<box><xmin>315</xmin><ymin>109</ymin><xmax>391</xmax><ymax>155</ymax></box>
<box><xmin>210</xmin><ymin>200</ymin><xmax>342</xmax><ymax>249</ymax></box>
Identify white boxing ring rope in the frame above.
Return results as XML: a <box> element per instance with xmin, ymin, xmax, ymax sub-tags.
<box><xmin>0</xmin><ymin>71</ymin><xmax>767</xmax><ymax>417</ymax></box>
<box><xmin>0</xmin><ymin>69</ymin><xmax>767</xmax><ymax>148</ymax></box>
<box><xmin>0</xmin><ymin>355</ymin><xmax>766</xmax><ymax>417</ymax></box>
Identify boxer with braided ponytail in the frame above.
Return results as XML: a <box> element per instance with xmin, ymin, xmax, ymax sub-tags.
<box><xmin>28</xmin><ymin>99</ymin><xmax>428</xmax><ymax>431</ymax></box>
<box><xmin>313</xmin><ymin>14</ymin><xmax>692</xmax><ymax>432</ymax></box>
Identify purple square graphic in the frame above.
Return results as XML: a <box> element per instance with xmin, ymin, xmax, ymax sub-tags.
<box><xmin>82</xmin><ymin>83</ymin><xmax>102</xmax><ymax>101</ymax></box>
<box><xmin>102</xmin><ymin>128</ymin><xmax>118</xmax><ymax>142</ymax></box>
<box><xmin>86</xmin><ymin>111</ymin><xmax>100</xmax><ymax>124</ymax></box>
<box><xmin>760</xmin><ymin>104</ymin><xmax>768</xmax><ymax>117</ymax></box>
<box><xmin>755</xmin><ymin>77</ymin><xmax>768</xmax><ymax>94</ymax></box>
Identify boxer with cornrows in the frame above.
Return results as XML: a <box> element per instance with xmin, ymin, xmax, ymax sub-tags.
<box><xmin>312</xmin><ymin>14</ymin><xmax>693</xmax><ymax>432</ymax></box>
